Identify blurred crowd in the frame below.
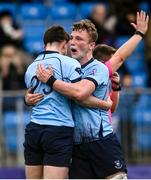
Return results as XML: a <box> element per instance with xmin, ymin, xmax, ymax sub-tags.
<box><xmin>0</xmin><ymin>0</ymin><xmax>150</xmax><ymax>90</ymax></box>
<box><xmin>0</xmin><ymin>9</ymin><xmax>32</xmax><ymax>90</ymax></box>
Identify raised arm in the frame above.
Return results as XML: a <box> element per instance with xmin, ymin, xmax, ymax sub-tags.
<box><xmin>109</xmin><ymin>10</ymin><xmax>149</xmax><ymax>73</ymax></box>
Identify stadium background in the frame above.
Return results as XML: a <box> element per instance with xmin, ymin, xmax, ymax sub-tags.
<box><xmin>0</xmin><ymin>0</ymin><xmax>151</xmax><ymax>178</ymax></box>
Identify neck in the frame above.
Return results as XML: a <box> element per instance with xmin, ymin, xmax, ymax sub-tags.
<box><xmin>45</xmin><ymin>43</ymin><xmax>61</xmax><ymax>54</ymax></box>
<box><xmin>79</xmin><ymin>51</ymin><xmax>93</xmax><ymax>65</ymax></box>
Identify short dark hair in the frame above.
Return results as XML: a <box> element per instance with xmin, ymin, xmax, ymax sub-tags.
<box><xmin>0</xmin><ymin>10</ymin><xmax>12</xmax><ymax>19</ymax></box>
<box><xmin>93</xmin><ymin>44</ymin><xmax>116</xmax><ymax>63</ymax></box>
<box><xmin>43</xmin><ymin>25</ymin><xmax>70</xmax><ymax>45</ymax></box>
<box><xmin>72</xmin><ymin>19</ymin><xmax>98</xmax><ymax>43</ymax></box>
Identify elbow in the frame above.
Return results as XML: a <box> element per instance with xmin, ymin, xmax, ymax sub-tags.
<box><xmin>117</xmin><ymin>53</ymin><xmax>126</xmax><ymax>63</ymax></box>
<box><xmin>114</xmin><ymin>53</ymin><xmax>125</xmax><ymax>64</ymax></box>
<box><xmin>73</xmin><ymin>91</ymin><xmax>87</xmax><ymax>101</ymax></box>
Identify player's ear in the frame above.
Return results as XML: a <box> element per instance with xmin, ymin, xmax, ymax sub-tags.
<box><xmin>61</xmin><ymin>41</ymin><xmax>68</xmax><ymax>55</ymax></box>
<box><xmin>89</xmin><ymin>42</ymin><xmax>95</xmax><ymax>50</ymax></box>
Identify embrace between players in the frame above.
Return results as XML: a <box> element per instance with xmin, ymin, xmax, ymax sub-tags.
<box><xmin>24</xmin><ymin>11</ymin><xmax>149</xmax><ymax>179</ymax></box>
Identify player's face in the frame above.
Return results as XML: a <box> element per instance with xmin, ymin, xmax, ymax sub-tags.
<box><xmin>69</xmin><ymin>30</ymin><xmax>92</xmax><ymax>61</ymax></box>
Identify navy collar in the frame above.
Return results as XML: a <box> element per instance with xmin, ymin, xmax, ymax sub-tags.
<box><xmin>38</xmin><ymin>50</ymin><xmax>59</xmax><ymax>56</ymax></box>
<box><xmin>81</xmin><ymin>58</ymin><xmax>94</xmax><ymax>68</ymax></box>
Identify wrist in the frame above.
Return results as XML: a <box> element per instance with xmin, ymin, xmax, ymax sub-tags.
<box><xmin>135</xmin><ymin>30</ymin><xmax>145</xmax><ymax>38</ymax></box>
<box><xmin>46</xmin><ymin>76</ymin><xmax>57</xmax><ymax>88</ymax></box>
<box><xmin>112</xmin><ymin>81</ymin><xmax>122</xmax><ymax>91</ymax></box>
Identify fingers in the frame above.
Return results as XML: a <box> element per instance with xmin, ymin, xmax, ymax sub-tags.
<box><xmin>130</xmin><ymin>23</ymin><xmax>137</xmax><ymax>29</ymax></box>
<box><xmin>113</xmin><ymin>72</ymin><xmax>119</xmax><ymax>76</ymax></box>
<box><xmin>138</xmin><ymin>10</ymin><xmax>145</xmax><ymax>22</ymax></box>
<box><xmin>29</xmin><ymin>95</ymin><xmax>44</xmax><ymax>104</ymax></box>
<box><xmin>112</xmin><ymin>72</ymin><xmax>120</xmax><ymax>81</ymax></box>
<box><xmin>136</xmin><ymin>10</ymin><xmax>149</xmax><ymax>34</ymax></box>
<box><xmin>36</xmin><ymin>64</ymin><xmax>47</xmax><ymax>83</ymax></box>
<box><xmin>142</xmin><ymin>10</ymin><xmax>146</xmax><ymax>22</ymax></box>
<box><xmin>37</xmin><ymin>64</ymin><xmax>44</xmax><ymax>77</ymax></box>
<box><xmin>137</xmin><ymin>11</ymin><xmax>139</xmax><ymax>23</ymax></box>
<box><xmin>112</xmin><ymin>76</ymin><xmax>120</xmax><ymax>84</ymax></box>
<box><xmin>146</xmin><ymin>14</ymin><xmax>149</xmax><ymax>27</ymax></box>
<box><xmin>36</xmin><ymin>64</ymin><xmax>54</xmax><ymax>83</ymax></box>
<box><xmin>26</xmin><ymin>93</ymin><xmax>44</xmax><ymax>105</ymax></box>
<box><xmin>48</xmin><ymin>65</ymin><xmax>53</xmax><ymax>73</ymax></box>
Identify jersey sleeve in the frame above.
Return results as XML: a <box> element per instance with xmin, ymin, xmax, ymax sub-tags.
<box><xmin>105</xmin><ymin>61</ymin><xmax>113</xmax><ymax>78</ymax></box>
<box><xmin>84</xmin><ymin>64</ymin><xmax>109</xmax><ymax>88</ymax></box>
<box><xmin>68</xmin><ymin>61</ymin><xmax>82</xmax><ymax>83</ymax></box>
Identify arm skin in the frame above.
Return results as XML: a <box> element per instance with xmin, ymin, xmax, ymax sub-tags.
<box><xmin>80</xmin><ymin>10</ymin><xmax>149</xmax><ymax>111</ymax></box>
<box><xmin>110</xmin><ymin>91</ymin><xmax>119</xmax><ymax>113</ymax></box>
<box><xmin>53</xmin><ymin>79</ymin><xmax>96</xmax><ymax>101</ymax></box>
<box><xmin>36</xmin><ymin>64</ymin><xmax>96</xmax><ymax>101</ymax></box>
<box><xmin>25</xmin><ymin>65</ymin><xmax>112</xmax><ymax>110</ymax></box>
<box><xmin>34</xmin><ymin>11</ymin><xmax>149</xmax><ymax>108</ymax></box>
<box><xmin>77</xmin><ymin>96</ymin><xmax>112</xmax><ymax>110</ymax></box>
<box><xmin>109</xmin><ymin>11</ymin><xmax>149</xmax><ymax>73</ymax></box>
<box><xmin>24</xmin><ymin>88</ymin><xmax>112</xmax><ymax>110</ymax></box>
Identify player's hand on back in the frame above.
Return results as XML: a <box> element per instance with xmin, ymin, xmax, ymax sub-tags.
<box><xmin>111</xmin><ymin>72</ymin><xmax>122</xmax><ymax>91</ymax></box>
<box><xmin>131</xmin><ymin>10</ymin><xmax>149</xmax><ymax>35</ymax></box>
<box><xmin>111</xmin><ymin>72</ymin><xmax>120</xmax><ymax>84</ymax></box>
<box><xmin>36</xmin><ymin>64</ymin><xmax>54</xmax><ymax>83</ymax></box>
<box><xmin>25</xmin><ymin>88</ymin><xmax>44</xmax><ymax>105</ymax></box>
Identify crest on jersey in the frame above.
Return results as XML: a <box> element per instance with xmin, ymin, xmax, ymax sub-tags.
<box><xmin>114</xmin><ymin>160</ymin><xmax>122</xmax><ymax>169</ymax></box>
<box><xmin>75</xmin><ymin>67</ymin><xmax>82</xmax><ymax>74</ymax></box>
<box><xmin>88</xmin><ymin>68</ymin><xmax>97</xmax><ymax>76</ymax></box>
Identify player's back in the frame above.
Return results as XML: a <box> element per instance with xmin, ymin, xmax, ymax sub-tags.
<box><xmin>25</xmin><ymin>51</ymin><xmax>81</xmax><ymax>127</ymax></box>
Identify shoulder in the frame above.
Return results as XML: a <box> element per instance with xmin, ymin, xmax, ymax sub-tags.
<box><xmin>93</xmin><ymin>59</ymin><xmax>108</xmax><ymax>72</ymax></box>
<box><xmin>59</xmin><ymin>54</ymin><xmax>81</xmax><ymax>67</ymax></box>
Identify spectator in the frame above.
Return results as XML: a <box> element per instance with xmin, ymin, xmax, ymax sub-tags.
<box><xmin>88</xmin><ymin>4</ymin><xmax>113</xmax><ymax>44</ymax></box>
<box><xmin>0</xmin><ymin>45</ymin><xmax>31</xmax><ymax>90</ymax></box>
<box><xmin>115</xmin><ymin>10</ymin><xmax>137</xmax><ymax>36</ymax></box>
<box><xmin>146</xmin><ymin>19</ymin><xmax>151</xmax><ymax>87</ymax></box>
<box><xmin>0</xmin><ymin>10</ymin><xmax>34</xmax><ymax>90</ymax></box>
<box><xmin>0</xmin><ymin>10</ymin><xmax>24</xmax><ymax>49</ymax></box>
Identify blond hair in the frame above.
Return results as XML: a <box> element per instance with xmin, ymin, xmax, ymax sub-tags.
<box><xmin>72</xmin><ymin>19</ymin><xmax>98</xmax><ymax>43</ymax></box>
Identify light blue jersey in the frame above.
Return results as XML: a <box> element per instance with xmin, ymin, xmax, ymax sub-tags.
<box><xmin>72</xmin><ymin>58</ymin><xmax>113</xmax><ymax>144</ymax></box>
<box><xmin>25</xmin><ymin>51</ymin><xmax>81</xmax><ymax>127</ymax></box>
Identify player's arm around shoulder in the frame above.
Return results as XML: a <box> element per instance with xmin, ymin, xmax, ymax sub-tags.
<box><xmin>36</xmin><ymin>62</ymin><xmax>96</xmax><ymax>101</ymax></box>
<box><xmin>53</xmin><ymin>78</ymin><xmax>96</xmax><ymax>101</ymax></box>
<box><xmin>76</xmin><ymin>95</ymin><xmax>112</xmax><ymax>110</ymax></box>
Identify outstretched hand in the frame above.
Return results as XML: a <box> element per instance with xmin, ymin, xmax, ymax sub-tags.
<box><xmin>131</xmin><ymin>10</ymin><xmax>149</xmax><ymax>35</ymax></box>
<box><xmin>36</xmin><ymin>64</ymin><xmax>54</xmax><ymax>83</ymax></box>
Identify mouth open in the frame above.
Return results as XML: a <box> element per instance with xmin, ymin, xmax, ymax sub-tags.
<box><xmin>70</xmin><ymin>48</ymin><xmax>77</xmax><ymax>53</ymax></box>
